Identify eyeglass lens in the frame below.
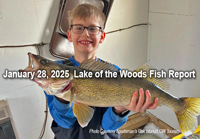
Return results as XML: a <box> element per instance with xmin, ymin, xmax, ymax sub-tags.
<box><xmin>72</xmin><ymin>25</ymin><xmax>101</xmax><ymax>35</ymax></box>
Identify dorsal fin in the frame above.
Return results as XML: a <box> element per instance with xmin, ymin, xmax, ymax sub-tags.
<box><xmin>79</xmin><ymin>58</ymin><xmax>118</xmax><ymax>72</ymax></box>
<box><xmin>135</xmin><ymin>63</ymin><xmax>170</xmax><ymax>91</ymax></box>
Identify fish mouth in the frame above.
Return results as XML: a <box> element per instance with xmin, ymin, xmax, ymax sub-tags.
<box><xmin>19</xmin><ymin>52</ymin><xmax>39</xmax><ymax>73</ymax></box>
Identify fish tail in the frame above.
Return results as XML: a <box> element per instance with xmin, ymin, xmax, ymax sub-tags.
<box><xmin>175</xmin><ymin>97</ymin><xmax>200</xmax><ymax>137</ymax></box>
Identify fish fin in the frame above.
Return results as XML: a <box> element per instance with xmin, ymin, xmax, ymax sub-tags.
<box><xmin>62</xmin><ymin>88</ymin><xmax>74</xmax><ymax>107</ymax></box>
<box><xmin>69</xmin><ymin>91</ymin><xmax>73</xmax><ymax>107</ymax></box>
<box><xmin>135</xmin><ymin>63</ymin><xmax>169</xmax><ymax>91</ymax></box>
<box><xmin>175</xmin><ymin>97</ymin><xmax>200</xmax><ymax>137</ymax></box>
<box><xmin>79</xmin><ymin>58</ymin><xmax>118</xmax><ymax>72</ymax></box>
<box><xmin>73</xmin><ymin>103</ymin><xmax>94</xmax><ymax>127</ymax></box>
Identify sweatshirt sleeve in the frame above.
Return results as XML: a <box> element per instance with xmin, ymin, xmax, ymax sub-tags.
<box><xmin>44</xmin><ymin>92</ymin><xmax>77</xmax><ymax>128</ymax></box>
<box><xmin>101</xmin><ymin>107</ymin><xmax>130</xmax><ymax>130</ymax></box>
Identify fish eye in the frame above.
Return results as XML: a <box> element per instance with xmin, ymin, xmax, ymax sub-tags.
<box><xmin>40</xmin><ymin>59</ymin><xmax>48</xmax><ymax>65</ymax></box>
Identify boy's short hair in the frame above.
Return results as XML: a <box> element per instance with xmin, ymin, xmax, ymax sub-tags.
<box><xmin>68</xmin><ymin>3</ymin><xmax>106</xmax><ymax>30</ymax></box>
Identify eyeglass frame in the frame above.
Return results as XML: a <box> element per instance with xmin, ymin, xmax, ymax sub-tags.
<box><xmin>70</xmin><ymin>24</ymin><xmax>103</xmax><ymax>35</ymax></box>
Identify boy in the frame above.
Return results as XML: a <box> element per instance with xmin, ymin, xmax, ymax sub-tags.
<box><xmin>45</xmin><ymin>3</ymin><xmax>158</xmax><ymax>139</ymax></box>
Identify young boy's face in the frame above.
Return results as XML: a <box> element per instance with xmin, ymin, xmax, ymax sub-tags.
<box><xmin>67</xmin><ymin>16</ymin><xmax>105</xmax><ymax>57</ymax></box>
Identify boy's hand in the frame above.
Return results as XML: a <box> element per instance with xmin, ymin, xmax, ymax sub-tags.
<box><xmin>114</xmin><ymin>88</ymin><xmax>158</xmax><ymax>114</ymax></box>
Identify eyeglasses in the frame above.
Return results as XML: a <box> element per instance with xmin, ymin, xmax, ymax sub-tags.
<box><xmin>70</xmin><ymin>25</ymin><xmax>102</xmax><ymax>35</ymax></box>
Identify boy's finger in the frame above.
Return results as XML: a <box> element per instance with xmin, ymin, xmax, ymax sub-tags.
<box><xmin>135</xmin><ymin>88</ymin><xmax>144</xmax><ymax>111</ymax></box>
<box><xmin>141</xmin><ymin>90</ymin><xmax>151</xmax><ymax>112</ymax></box>
<box><xmin>129</xmin><ymin>92</ymin><xmax>137</xmax><ymax>109</ymax></box>
<box><xmin>148</xmin><ymin>98</ymin><xmax>159</xmax><ymax>109</ymax></box>
<box><xmin>145</xmin><ymin>90</ymin><xmax>151</xmax><ymax>104</ymax></box>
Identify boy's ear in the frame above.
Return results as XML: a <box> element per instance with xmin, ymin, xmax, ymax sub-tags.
<box><xmin>67</xmin><ymin>30</ymin><xmax>73</xmax><ymax>42</ymax></box>
<box><xmin>99</xmin><ymin>31</ymin><xmax>106</xmax><ymax>43</ymax></box>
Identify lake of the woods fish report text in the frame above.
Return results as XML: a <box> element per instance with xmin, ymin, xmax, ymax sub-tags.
<box><xmin>2</xmin><ymin>69</ymin><xmax>196</xmax><ymax>80</ymax></box>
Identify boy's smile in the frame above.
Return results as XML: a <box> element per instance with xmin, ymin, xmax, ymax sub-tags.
<box><xmin>67</xmin><ymin>16</ymin><xmax>105</xmax><ymax>61</ymax></box>
<box><xmin>79</xmin><ymin>40</ymin><xmax>93</xmax><ymax>45</ymax></box>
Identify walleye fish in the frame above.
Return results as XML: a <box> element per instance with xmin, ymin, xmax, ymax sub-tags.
<box><xmin>20</xmin><ymin>52</ymin><xmax>200</xmax><ymax>137</ymax></box>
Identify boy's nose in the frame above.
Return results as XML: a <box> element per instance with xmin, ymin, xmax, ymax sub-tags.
<box><xmin>82</xmin><ymin>28</ymin><xmax>90</xmax><ymax>37</ymax></box>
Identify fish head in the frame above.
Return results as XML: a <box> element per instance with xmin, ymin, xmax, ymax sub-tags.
<box><xmin>19</xmin><ymin>52</ymin><xmax>73</xmax><ymax>96</ymax></box>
